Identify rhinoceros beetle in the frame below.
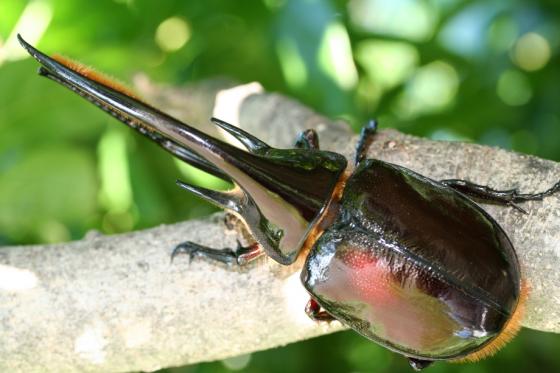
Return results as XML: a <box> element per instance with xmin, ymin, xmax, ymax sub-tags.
<box><xmin>18</xmin><ymin>35</ymin><xmax>560</xmax><ymax>370</ymax></box>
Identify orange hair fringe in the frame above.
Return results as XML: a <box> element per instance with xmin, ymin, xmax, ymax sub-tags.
<box><xmin>52</xmin><ymin>54</ymin><xmax>139</xmax><ymax>99</ymax></box>
<box><xmin>454</xmin><ymin>280</ymin><xmax>529</xmax><ymax>363</ymax></box>
<box><xmin>295</xmin><ymin>168</ymin><xmax>352</xmax><ymax>269</ymax></box>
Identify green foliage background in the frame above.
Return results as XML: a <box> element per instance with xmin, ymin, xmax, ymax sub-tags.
<box><xmin>1</xmin><ymin>0</ymin><xmax>559</xmax><ymax>372</ymax></box>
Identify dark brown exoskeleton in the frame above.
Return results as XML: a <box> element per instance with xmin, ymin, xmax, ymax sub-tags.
<box><xmin>18</xmin><ymin>35</ymin><xmax>560</xmax><ymax>370</ymax></box>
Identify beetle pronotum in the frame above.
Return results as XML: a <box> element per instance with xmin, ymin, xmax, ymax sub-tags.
<box><xmin>18</xmin><ymin>35</ymin><xmax>560</xmax><ymax>370</ymax></box>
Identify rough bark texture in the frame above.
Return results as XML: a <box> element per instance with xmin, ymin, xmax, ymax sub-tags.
<box><xmin>1</xmin><ymin>79</ymin><xmax>559</xmax><ymax>373</ymax></box>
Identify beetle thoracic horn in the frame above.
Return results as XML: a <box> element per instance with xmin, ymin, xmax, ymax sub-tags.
<box><xmin>18</xmin><ymin>34</ymin><xmax>347</xmax><ymax>265</ymax></box>
<box><xmin>210</xmin><ymin>117</ymin><xmax>270</xmax><ymax>154</ymax></box>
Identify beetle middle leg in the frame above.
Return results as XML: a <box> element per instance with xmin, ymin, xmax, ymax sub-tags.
<box><xmin>171</xmin><ymin>240</ymin><xmax>264</xmax><ymax>266</ymax></box>
<box><xmin>305</xmin><ymin>298</ymin><xmax>336</xmax><ymax>322</ymax></box>
<box><xmin>355</xmin><ymin>119</ymin><xmax>378</xmax><ymax>166</ymax></box>
<box><xmin>295</xmin><ymin>129</ymin><xmax>320</xmax><ymax>150</ymax></box>
<box><xmin>171</xmin><ymin>213</ymin><xmax>265</xmax><ymax>266</ymax></box>
<box><xmin>441</xmin><ymin>179</ymin><xmax>560</xmax><ymax>213</ymax></box>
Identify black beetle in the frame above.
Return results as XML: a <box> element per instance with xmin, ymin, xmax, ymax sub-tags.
<box><xmin>18</xmin><ymin>35</ymin><xmax>560</xmax><ymax>370</ymax></box>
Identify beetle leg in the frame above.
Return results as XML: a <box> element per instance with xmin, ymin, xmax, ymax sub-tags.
<box><xmin>171</xmin><ymin>240</ymin><xmax>264</xmax><ymax>266</ymax></box>
<box><xmin>223</xmin><ymin>212</ymin><xmax>240</xmax><ymax>231</ymax></box>
<box><xmin>294</xmin><ymin>129</ymin><xmax>320</xmax><ymax>150</ymax></box>
<box><xmin>305</xmin><ymin>298</ymin><xmax>336</xmax><ymax>322</ymax></box>
<box><xmin>441</xmin><ymin>179</ymin><xmax>560</xmax><ymax>213</ymax></box>
<box><xmin>354</xmin><ymin>119</ymin><xmax>378</xmax><ymax>166</ymax></box>
<box><xmin>223</xmin><ymin>212</ymin><xmax>257</xmax><ymax>243</ymax></box>
<box><xmin>407</xmin><ymin>358</ymin><xmax>433</xmax><ymax>371</ymax></box>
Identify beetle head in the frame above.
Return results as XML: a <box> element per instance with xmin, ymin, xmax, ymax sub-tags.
<box><xmin>18</xmin><ymin>35</ymin><xmax>347</xmax><ymax>264</ymax></box>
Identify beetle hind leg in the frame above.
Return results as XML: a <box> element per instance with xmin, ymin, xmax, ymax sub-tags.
<box><xmin>441</xmin><ymin>179</ymin><xmax>560</xmax><ymax>213</ymax></box>
<box><xmin>305</xmin><ymin>298</ymin><xmax>336</xmax><ymax>322</ymax></box>
<box><xmin>355</xmin><ymin>119</ymin><xmax>378</xmax><ymax>166</ymax></box>
<box><xmin>408</xmin><ymin>358</ymin><xmax>433</xmax><ymax>371</ymax></box>
<box><xmin>171</xmin><ymin>240</ymin><xmax>264</xmax><ymax>266</ymax></box>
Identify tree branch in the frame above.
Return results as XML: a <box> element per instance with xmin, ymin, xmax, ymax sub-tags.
<box><xmin>1</xmin><ymin>79</ymin><xmax>559</xmax><ymax>372</ymax></box>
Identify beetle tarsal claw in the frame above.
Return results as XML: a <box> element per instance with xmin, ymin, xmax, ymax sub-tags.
<box><xmin>509</xmin><ymin>202</ymin><xmax>528</xmax><ymax>214</ymax></box>
<box><xmin>176</xmin><ymin>179</ymin><xmax>244</xmax><ymax>213</ymax></box>
<box><xmin>170</xmin><ymin>241</ymin><xmax>237</xmax><ymax>265</ymax></box>
<box><xmin>211</xmin><ymin>117</ymin><xmax>270</xmax><ymax>154</ymax></box>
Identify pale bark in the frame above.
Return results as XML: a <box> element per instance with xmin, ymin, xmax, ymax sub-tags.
<box><xmin>1</xmin><ymin>79</ymin><xmax>559</xmax><ymax>372</ymax></box>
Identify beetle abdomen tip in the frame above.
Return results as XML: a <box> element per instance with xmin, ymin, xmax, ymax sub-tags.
<box><xmin>453</xmin><ymin>280</ymin><xmax>529</xmax><ymax>363</ymax></box>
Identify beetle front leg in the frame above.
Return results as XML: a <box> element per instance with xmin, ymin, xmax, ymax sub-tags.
<box><xmin>355</xmin><ymin>119</ymin><xmax>378</xmax><ymax>166</ymax></box>
<box><xmin>305</xmin><ymin>298</ymin><xmax>336</xmax><ymax>322</ymax></box>
<box><xmin>441</xmin><ymin>179</ymin><xmax>560</xmax><ymax>213</ymax></box>
<box><xmin>294</xmin><ymin>129</ymin><xmax>320</xmax><ymax>150</ymax></box>
<box><xmin>171</xmin><ymin>240</ymin><xmax>264</xmax><ymax>266</ymax></box>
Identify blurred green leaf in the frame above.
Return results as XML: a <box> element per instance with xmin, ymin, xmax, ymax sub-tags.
<box><xmin>0</xmin><ymin>145</ymin><xmax>97</xmax><ymax>243</ymax></box>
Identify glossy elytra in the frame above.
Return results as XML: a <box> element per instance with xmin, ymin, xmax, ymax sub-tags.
<box><xmin>18</xmin><ymin>35</ymin><xmax>560</xmax><ymax>370</ymax></box>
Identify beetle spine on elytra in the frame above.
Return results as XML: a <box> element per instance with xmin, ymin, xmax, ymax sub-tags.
<box><xmin>18</xmin><ymin>34</ymin><xmax>560</xmax><ymax>370</ymax></box>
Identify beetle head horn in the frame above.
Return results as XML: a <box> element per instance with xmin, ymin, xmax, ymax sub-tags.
<box><xmin>18</xmin><ymin>35</ymin><xmax>347</xmax><ymax>264</ymax></box>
